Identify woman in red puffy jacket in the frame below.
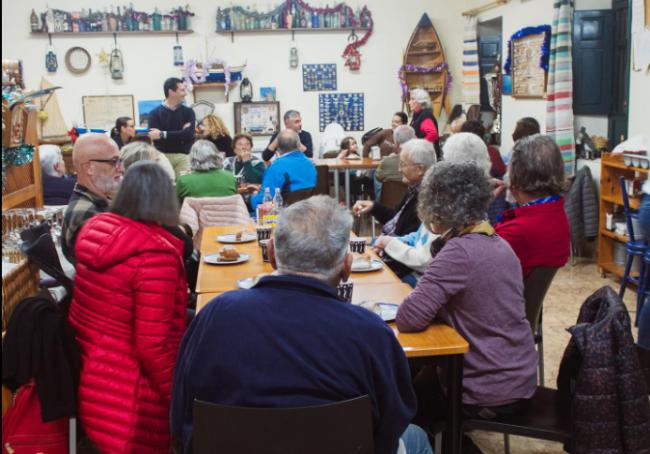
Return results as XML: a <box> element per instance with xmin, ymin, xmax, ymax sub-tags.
<box><xmin>69</xmin><ymin>161</ymin><xmax>187</xmax><ymax>453</ymax></box>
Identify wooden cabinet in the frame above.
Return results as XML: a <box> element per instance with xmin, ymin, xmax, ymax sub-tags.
<box><xmin>597</xmin><ymin>152</ymin><xmax>647</xmax><ymax>277</ymax></box>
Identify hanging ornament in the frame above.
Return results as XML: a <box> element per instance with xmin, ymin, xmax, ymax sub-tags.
<box><xmin>344</xmin><ymin>48</ymin><xmax>361</xmax><ymax>71</ymax></box>
<box><xmin>289</xmin><ymin>47</ymin><xmax>299</xmax><ymax>69</ymax></box>
<box><xmin>109</xmin><ymin>34</ymin><xmax>124</xmax><ymax>80</ymax></box>
<box><xmin>45</xmin><ymin>34</ymin><xmax>58</xmax><ymax>73</ymax></box>
<box><xmin>173</xmin><ymin>33</ymin><xmax>184</xmax><ymax>66</ymax></box>
<box><xmin>97</xmin><ymin>49</ymin><xmax>110</xmax><ymax>66</ymax></box>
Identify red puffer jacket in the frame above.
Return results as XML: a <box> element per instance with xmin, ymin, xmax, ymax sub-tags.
<box><xmin>69</xmin><ymin>213</ymin><xmax>187</xmax><ymax>454</ymax></box>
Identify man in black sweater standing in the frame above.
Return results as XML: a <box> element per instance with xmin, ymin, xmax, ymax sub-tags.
<box><xmin>148</xmin><ymin>77</ymin><xmax>196</xmax><ymax>179</ymax></box>
<box><xmin>262</xmin><ymin>110</ymin><xmax>313</xmax><ymax>162</ymax></box>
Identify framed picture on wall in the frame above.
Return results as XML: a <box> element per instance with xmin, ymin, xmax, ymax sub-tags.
<box><xmin>234</xmin><ymin>101</ymin><xmax>280</xmax><ymax>136</ymax></box>
<box><xmin>82</xmin><ymin>95</ymin><xmax>135</xmax><ymax>129</ymax></box>
<box><xmin>510</xmin><ymin>31</ymin><xmax>548</xmax><ymax>98</ymax></box>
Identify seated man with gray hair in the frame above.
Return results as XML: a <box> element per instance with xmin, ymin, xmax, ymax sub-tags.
<box><xmin>171</xmin><ymin>196</ymin><xmax>431</xmax><ymax>454</ymax></box>
<box><xmin>39</xmin><ymin>144</ymin><xmax>76</xmax><ymax>205</ymax></box>
<box><xmin>250</xmin><ymin>129</ymin><xmax>316</xmax><ymax>211</ymax></box>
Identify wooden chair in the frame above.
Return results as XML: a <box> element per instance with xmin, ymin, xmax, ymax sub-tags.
<box><xmin>192</xmin><ymin>395</ymin><xmax>374</xmax><ymax>454</ymax></box>
<box><xmin>523</xmin><ymin>267</ymin><xmax>560</xmax><ymax>387</ymax></box>
<box><xmin>284</xmin><ymin>187</ymin><xmax>315</xmax><ymax>206</ymax></box>
<box><xmin>314</xmin><ymin>165</ymin><xmax>331</xmax><ymax>196</ymax></box>
<box><xmin>379</xmin><ymin>180</ymin><xmax>408</xmax><ymax>210</ymax></box>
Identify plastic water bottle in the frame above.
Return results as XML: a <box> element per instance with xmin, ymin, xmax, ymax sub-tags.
<box><xmin>273</xmin><ymin>188</ymin><xmax>284</xmax><ymax>210</ymax></box>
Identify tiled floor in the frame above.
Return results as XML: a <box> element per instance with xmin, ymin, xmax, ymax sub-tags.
<box><xmin>469</xmin><ymin>259</ymin><xmax>640</xmax><ymax>454</ymax></box>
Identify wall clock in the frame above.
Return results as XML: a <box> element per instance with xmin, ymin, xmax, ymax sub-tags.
<box><xmin>65</xmin><ymin>47</ymin><xmax>91</xmax><ymax>74</ymax></box>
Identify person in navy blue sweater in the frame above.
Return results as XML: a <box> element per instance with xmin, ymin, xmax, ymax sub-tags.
<box><xmin>39</xmin><ymin>144</ymin><xmax>76</xmax><ymax>205</ymax></box>
<box><xmin>171</xmin><ymin>196</ymin><xmax>431</xmax><ymax>454</ymax></box>
<box><xmin>250</xmin><ymin>129</ymin><xmax>316</xmax><ymax>210</ymax></box>
<box><xmin>148</xmin><ymin>77</ymin><xmax>195</xmax><ymax>179</ymax></box>
<box><xmin>262</xmin><ymin>109</ymin><xmax>313</xmax><ymax>162</ymax></box>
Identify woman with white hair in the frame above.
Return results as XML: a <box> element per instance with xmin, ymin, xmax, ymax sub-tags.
<box><xmin>176</xmin><ymin>140</ymin><xmax>237</xmax><ymax>202</ymax></box>
<box><xmin>408</xmin><ymin>88</ymin><xmax>442</xmax><ymax>160</ymax></box>
<box><xmin>39</xmin><ymin>144</ymin><xmax>76</xmax><ymax>205</ymax></box>
<box><xmin>120</xmin><ymin>141</ymin><xmax>176</xmax><ymax>183</ymax></box>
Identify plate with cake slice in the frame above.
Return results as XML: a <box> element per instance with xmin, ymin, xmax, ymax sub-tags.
<box><xmin>216</xmin><ymin>231</ymin><xmax>257</xmax><ymax>244</ymax></box>
<box><xmin>203</xmin><ymin>246</ymin><xmax>250</xmax><ymax>265</ymax></box>
<box><xmin>351</xmin><ymin>254</ymin><xmax>384</xmax><ymax>272</ymax></box>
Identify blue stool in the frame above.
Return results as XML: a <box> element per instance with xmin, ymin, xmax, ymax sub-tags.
<box><xmin>618</xmin><ymin>177</ymin><xmax>648</xmax><ymax>326</ymax></box>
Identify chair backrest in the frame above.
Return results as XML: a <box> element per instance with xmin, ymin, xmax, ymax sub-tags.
<box><xmin>180</xmin><ymin>195</ymin><xmax>252</xmax><ymax>249</ymax></box>
<box><xmin>523</xmin><ymin>267</ymin><xmax>559</xmax><ymax>335</ymax></box>
<box><xmin>314</xmin><ymin>165</ymin><xmax>330</xmax><ymax>195</ymax></box>
<box><xmin>193</xmin><ymin>395</ymin><xmax>374</xmax><ymax>454</ymax></box>
<box><xmin>380</xmin><ymin>180</ymin><xmax>408</xmax><ymax>210</ymax></box>
<box><xmin>619</xmin><ymin>176</ymin><xmax>639</xmax><ymax>242</ymax></box>
<box><xmin>285</xmin><ymin>187</ymin><xmax>315</xmax><ymax>206</ymax></box>
<box><xmin>319</xmin><ymin>122</ymin><xmax>345</xmax><ymax>158</ymax></box>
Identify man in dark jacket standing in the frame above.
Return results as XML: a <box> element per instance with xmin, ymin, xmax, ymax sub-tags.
<box><xmin>148</xmin><ymin>77</ymin><xmax>195</xmax><ymax>179</ymax></box>
<box><xmin>171</xmin><ymin>196</ymin><xmax>430</xmax><ymax>454</ymax></box>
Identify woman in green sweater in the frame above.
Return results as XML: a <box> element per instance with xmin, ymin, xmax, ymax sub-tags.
<box><xmin>176</xmin><ymin>140</ymin><xmax>236</xmax><ymax>202</ymax></box>
<box><xmin>223</xmin><ymin>133</ymin><xmax>266</xmax><ymax>184</ymax></box>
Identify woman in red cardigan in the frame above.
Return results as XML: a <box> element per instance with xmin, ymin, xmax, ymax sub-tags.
<box><xmin>69</xmin><ymin>162</ymin><xmax>187</xmax><ymax>453</ymax></box>
<box><xmin>495</xmin><ymin>135</ymin><xmax>570</xmax><ymax>277</ymax></box>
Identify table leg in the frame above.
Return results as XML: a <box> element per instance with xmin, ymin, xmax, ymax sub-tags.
<box><xmin>334</xmin><ymin>171</ymin><xmax>340</xmax><ymax>203</ymax></box>
<box><xmin>444</xmin><ymin>354</ymin><xmax>464</xmax><ymax>454</ymax></box>
<box><xmin>345</xmin><ymin>169</ymin><xmax>351</xmax><ymax>209</ymax></box>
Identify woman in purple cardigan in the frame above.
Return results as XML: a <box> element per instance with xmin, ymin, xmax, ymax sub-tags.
<box><xmin>396</xmin><ymin>161</ymin><xmax>537</xmax><ymax>420</ymax></box>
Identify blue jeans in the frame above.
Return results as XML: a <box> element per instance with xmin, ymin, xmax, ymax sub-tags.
<box><xmin>400</xmin><ymin>424</ymin><xmax>433</xmax><ymax>454</ymax></box>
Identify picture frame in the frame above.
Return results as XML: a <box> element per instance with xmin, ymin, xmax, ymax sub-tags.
<box><xmin>234</xmin><ymin>101</ymin><xmax>280</xmax><ymax>136</ymax></box>
<box><xmin>137</xmin><ymin>99</ymin><xmax>163</xmax><ymax>127</ymax></box>
<box><xmin>510</xmin><ymin>32</ymin><xmax>548</xmax><ymax>98</ymax></box>
<box><xmin>82</xmin><ymin>95</ymin><xmax>135</xmax><ymax>129</ymax></box>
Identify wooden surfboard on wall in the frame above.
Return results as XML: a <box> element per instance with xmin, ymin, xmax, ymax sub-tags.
<box><xmin>401</xmin><ymin>13</ymin><xmax>450</xmax><ymax>118</ymax></box>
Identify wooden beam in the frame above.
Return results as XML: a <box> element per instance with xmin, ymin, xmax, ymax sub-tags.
<box><xmin>2</xmin><ymin>184</ymin><xmax>37</xmax><ymax>208</ymax></box>
<box><xmin>462</xmin><ymin>0</ymin><xmax>508</xmax><ymax>17</ymax></box>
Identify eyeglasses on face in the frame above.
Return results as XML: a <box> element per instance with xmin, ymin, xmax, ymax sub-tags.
<box><xmin>89</xmin><ymin>157</ymin><xmax>123</xmax><ymax>168</ymax></box>
<box><xmin>398</xmin><ymin>161</ymin><xmax>418</xmax><ymax>169</ymax></box>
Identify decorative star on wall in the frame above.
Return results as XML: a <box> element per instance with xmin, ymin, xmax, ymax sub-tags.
<box><xmin>97</xmin><ymin>49</ymin><xmax>109</xmax><ymax>65</ymax></box>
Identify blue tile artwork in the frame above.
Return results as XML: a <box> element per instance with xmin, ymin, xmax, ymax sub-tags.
<box><xmin>319</xmin><ymin>93</ymin><xmax>364</xmax><ymax>132</ymax></box>
<box><xmin>303</xmin><ymin>64</ymin><xmax>337</xmax><ymax>92</ymax></box>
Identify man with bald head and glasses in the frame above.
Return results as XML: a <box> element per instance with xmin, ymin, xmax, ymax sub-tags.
<box><xmin>62</xmin><ymin>133</ymin><xmax>125</xmax><ymax>264</ymax></box>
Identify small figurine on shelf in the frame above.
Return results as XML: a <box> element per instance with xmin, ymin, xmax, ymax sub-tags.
<box><xmin>30</xmin><ymin>9</ymin><xmax>40</xmax><ymax>32</ymax></box>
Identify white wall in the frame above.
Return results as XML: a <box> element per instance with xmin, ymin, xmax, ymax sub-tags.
<box><xmin>2</xmin><ymin>0</ymin><xmax>466</xmax><ymax>152</ymax></box>
<box><xmin>629</xmin><ymin>4</ymin><xmax>650</xmax><ymax>139</ymax></box>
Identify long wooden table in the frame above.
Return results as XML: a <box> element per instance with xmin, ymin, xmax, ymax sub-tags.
<box><xmin>313</xmin><ymin>157</ymin><xmax>381</xmax><ymax>209</ymax></box>
<box><xmin>195</xmin><ymin>224</ymin><xmax>469</xmax><ymax>454</ymax></box>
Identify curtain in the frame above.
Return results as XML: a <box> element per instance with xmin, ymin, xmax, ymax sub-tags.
<box><xmin>462</xmin><ymin>16</ymin><xmax>481</xmax><ymax>106</ymax></box>
<box><xmin>546</xmin><ymin>0</ymin><xmax>575</xmax><ymax>176</ymax></box>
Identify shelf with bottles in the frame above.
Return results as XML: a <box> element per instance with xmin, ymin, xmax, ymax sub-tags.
<box><xmin>29</xmin><ymin>6</ymin><xmax>194</xmax><ymax>35</ymax></box>
<box><xmin>216</xmin><ymin>1</ymin><xmax>372</xmax><ymax>34</ymax></box>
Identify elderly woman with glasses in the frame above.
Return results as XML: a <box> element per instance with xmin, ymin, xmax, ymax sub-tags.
<box><xmin>69</xmin><ymin>162</ymin><xmax>188</xmax><ymax>453</ymax></box>
<box><xmin>176</xmin><ymin>139</ymin><xmax>237</xmax><ymax>202</ymax></box>
<box><xmin>396</xmin><ymin>161</ymin><xmax>538</xmax><ymax>421</ymax></box>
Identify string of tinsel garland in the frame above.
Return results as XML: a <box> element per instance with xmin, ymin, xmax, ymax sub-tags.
<box><xmin>504</xmin><ymin>25</ymin><xmax>551</xmax><ymax>75</ymax></box>
<box><xmin>2</xmin><ymin>144</ymin><xmax>35</xmax><ymax>189</ymax></box>
<box><xmin>184</xmin><ymin>59</ymin><xmax>232</xmax><ymax>96</ymax></box>
<box><xmin>398</xmin><ymin>63</ymin><xmax>453</xmax><ymax>99</ymax></box>
<box><xmin>224</xmin><ymin>3</ymin><xmax>285</xmax><ymax>20</ymax></box>
<box><xmin>341</xmin><ymin>6</ymin><xmax>373</xmax><ymax>61</ymax></box>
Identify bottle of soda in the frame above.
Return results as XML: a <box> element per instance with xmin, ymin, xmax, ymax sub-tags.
<box><xmin>260</xmin><ymin>187</ymin><xmax>273</xmax><ymax>225</ymax></box>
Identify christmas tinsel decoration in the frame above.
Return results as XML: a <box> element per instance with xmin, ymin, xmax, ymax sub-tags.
<box><xmin>504</xmin><ymin>25</ymin><xmax>551</xmax><ymax>75</ymax></box>
<box><xmin>2</xmin><ymin>144</ymin><xmax>35</xmax><ymax>189</ymax></box>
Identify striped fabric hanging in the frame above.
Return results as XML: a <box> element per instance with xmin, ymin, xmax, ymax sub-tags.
<box><xmin>546</xmin><ymin>0</ymin><xmax>575</xmax><ymax>176</ymax></box>
<box><xmin>462</xmin><ymin>16</ymin><xmax>480</xmax><ymax>105</ymax></box>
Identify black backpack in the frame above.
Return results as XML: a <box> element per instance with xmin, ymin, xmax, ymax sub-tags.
<box><xmin>361</xmin><ymin>127</ymin><xmax>383</xmax><ymax>145</ymax></box>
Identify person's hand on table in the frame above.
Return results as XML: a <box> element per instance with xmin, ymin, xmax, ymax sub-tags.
<box><xmin>372</xmin><ymin>235</ymin><xmax>392</xmax><ymax>257</ymax></box>
<box><xmin>352</xmin><ymin>200</ymin><xmax>374</xmax><ymax>216</ymax></box>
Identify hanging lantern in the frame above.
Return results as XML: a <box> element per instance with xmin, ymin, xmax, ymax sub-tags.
<box><xmin>45</xmin><ymin>34</ymin><xmax>58</xmax><ymax>73</ymax></box>
<box><xmin>289</xmin><ymin>47</ymin><xmax>299</xmax><ymax>69</ymax></box>
<box><xmin>173</xmin><ymin>33</ymin><xmax>184</xmax><ymax>66</ymax></box>
<box><xmin>109</xmin><ymin>34</ymin><xmax>124</xmax><ymax>79</ymax></box>
<box><xmin>240</xmin><ymin>77</ymin><xmax>253</xmax><ymax>102</ymax></box>
<box><xmin>344</xmin><ymin>48</ymin><xmax>361</xmax><ymax>71</ymax></box>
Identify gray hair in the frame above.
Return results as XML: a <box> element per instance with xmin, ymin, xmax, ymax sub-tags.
<box><xmin>39</xmin><ymin>144</ymin><xmax>62</xmax><ymax>177</ymax></box>
<box><xmin>277</xmin><ymin>129</ymin><xmax>301</xmax><ymax>154</ymax></box>
<box><xmin>410</xmin><ymin>88</ymin><xmax>432</xmax><ymax>109</ymax></box>
<box><xmin>189</xmin><ymin>140</ymin><xmax>223</xmax><ymax>171</ymax></box>
<box><xmin>283</xmin><ymin>110</ymin><xmax>300</xmax><ymax>123</ymax></box>
<box><xmin>442</xmin><ymin>132</ymin><xmax>491</xmax><ymax>176</ymax></box>
<box><xmin>274</xmin><ymin>195</ymin><xmax>352</xmax><ymax>281</ymax></box>
<box><xmin>509</xmin><ymin>134</ymin><xmax>566</xmax><ymax>196</ymax></box>
<box><xmin>110</xmin><ymin>161</ymin><xmax>179</xmax><ymax>225</ymax></box>
<box><xmin>120</xmin><ymin>141</ymin><xmax>159</xmax><ymax>170</ymax></box>
<box><xmin>418</xmin><ymin>161</ymin><xmax>490</xmax><ymax>230</ymax></box>
<box><xmin>393</xmin><ymin>125</ymin><xmax>416</xmax><ymax>145</ymax></box>
<box><xmin>401</xmin><ymin>139</ymin><xmax>436</xmax><ymax>169</ymax></box>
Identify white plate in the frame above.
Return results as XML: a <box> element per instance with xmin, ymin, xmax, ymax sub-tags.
<box><xmin>351</xmin><ymin>258</ymin><xmax>384</xmax><ymax>273</ymax></box>
<box><xmin>203</xmin><ymin>253</ymin><xmax>250</xmax><ymax>265</ymax></box>
<box><xmin>359</xmin><ymin>302</ymin><xmax>399</xmax><ymax>322</ymax></box>
<box><xmin>216</xmin><ymin>233</ymin><xmax>257</xmax><ymax>244</ymax></box>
